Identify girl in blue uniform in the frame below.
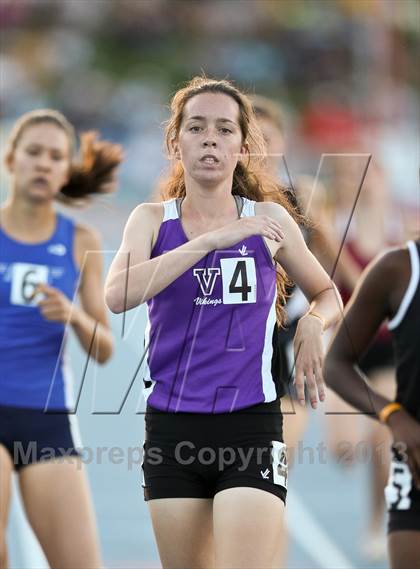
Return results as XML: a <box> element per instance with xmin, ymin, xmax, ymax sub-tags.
<box><xmin>0</xmin><ymin>110</ymin><xmax>122</xmax><ymax>568</ymax></box>
<box><xmin>106</xmin><ymin>77</ymin><xmax>342</xmax><ymax>569</ymax></box>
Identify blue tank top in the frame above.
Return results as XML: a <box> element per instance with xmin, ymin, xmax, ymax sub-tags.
<box><xmin>143</xmin><ymin>196</ymin><xmax>281</xmax><ymax>414</ymax></box>
<box><xmin>0</xmin><ymin>213</ymin><xmax>79</xmax><ymax>410</ymax></box>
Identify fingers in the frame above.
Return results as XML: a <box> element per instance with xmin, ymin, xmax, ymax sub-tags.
<box><xmin>293</xmin><ymin>340</ymin><xmax>305</xmax><ymax>406</ymax></box>
<box><xmin>39</xmin><ymin>308</ymin><xmax>57</xmax><ymax>320</ymax></box>
<box><xmin>308</xmin><ymin>360</ymin><xmax>326</xmax><ymax>408</ymax></box>
<box><xmin>294</xmin><ymin>338</ymin><xmax>326</xmax><ymax>409</ymax></box>
<box><xmin>239</xmin><ymin>215</ymin><xmax>284</xmax><ymax>244</ymax></box>
<box><xmin>39</xmin><ymin>304</ymin><xmax>68</xmax><ymax>323</ymax></box>
<box><xmin>39</xmin><ymin>306</ymin><xmax>59</xmax><ymax>321</ymax></box>
<box><xmin>26</xmin><ymin>282</ymin><xmax>48</xmax><ymax>302</ymax></box>
<box><xmin>37</xmin><ymin>288</ymin><xmax>70</xmax><ymax>323</ymax></box>
<box><xmin>266</xmin><ymin>218</ymin><xmax>285</xmax><ymax>241</ymax></box>
<box><xmin>36</xmin><ymin>284</ymin><xmax>61</xmax><ymax>306</ymax></box>
<box><xmin>305</xmin><ymin>371</ymin><xmax>319</xmax><ymax>409</ymax></box>
<box><xmin>314</xmin><ymin>358</ymin><xmax>326</xmax><ymax>403</ymax></box>
<box><xmin>260</xmin><ymin>216</ymin><xmax>284</xmax><ymax>242</ymax></box>
<box><xmin>35</xmin><ymin>283</ymin><xmax>56</xmax><ymax>298</ymax></box>
<box><xmin>37</xmin><ymin>298</ymin><xmax>56</xmax><ymax>308</ymax></box>
<box><xmin>294</xmin><ymin>366</ymin><xmax>321</xmax><ymax>409</ymax></box>
<box><xmin>293</xmin><ymin>368</ymin><xmax>306</xmax><ymax>407</ymax></box>
<box><xmin>38</xmin><ymin>300</ymin><xmax>60</xmax><ymax>314</ymax></box>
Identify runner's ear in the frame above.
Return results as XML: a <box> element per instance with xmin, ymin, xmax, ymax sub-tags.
<box><xmin>171</xmin><ymin>140</ymin><xmax>181</xmax><ymax>160</ymax></box>
<box><xmin>239</xmin><ymin>141</ymin><xmax>249</xmax><ymax>161</ymax></box>
<box><xmin>4</xmin><ymin>150</ymin><xmax>14</xmax><ymax>172</ymax></box>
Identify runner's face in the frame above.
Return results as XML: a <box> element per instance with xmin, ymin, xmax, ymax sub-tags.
<box><xmin>176</xmin><ymin>92</ymin><xmax>247</xmax><ymax>187</ymax></box>
<box><xmin>8</xmin><ymin>123</ymin><xmax>71</xmax><ymax>204</ymax></box>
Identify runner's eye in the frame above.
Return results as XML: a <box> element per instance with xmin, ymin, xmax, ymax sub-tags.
<box><xmin>26</xmin><ymin>146</ymin><xmax>41</xmax><ymax>156</ymax></box>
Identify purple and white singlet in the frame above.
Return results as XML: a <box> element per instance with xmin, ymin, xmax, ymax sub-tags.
<box><xmin>143</xmin><ymin>196</ymin><xmax>280</xmax><ymax>413</ymax></box>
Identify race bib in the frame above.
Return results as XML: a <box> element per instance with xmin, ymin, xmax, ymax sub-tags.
<box><xmin>385</xmin><ymin>459</ymin><xmax>412</xmax><ymax>510</ymax></box>
<box><xmin>271</xmin><ymin>440</ymin><xmax>288</xmax><ymax>488</ymax></box>
<box><xmin>10</xmin><ymin>263</ymin><xmax>49</xmax><ymax>306</ymax></box>
<box><xmin>220</xmin><ymin>257</ymin><xmax>257</xmax><ymax>305</ymax></box>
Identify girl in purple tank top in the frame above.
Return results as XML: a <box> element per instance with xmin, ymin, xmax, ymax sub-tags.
<box><xmin>106</xmin><ymin>77</ymin><xmax>343</xmax><ymax>569</ymax></box>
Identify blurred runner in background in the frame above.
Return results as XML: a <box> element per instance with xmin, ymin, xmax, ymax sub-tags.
<box><xmin>252</xmin><ymin>95</ymin><xmax>310</xmax><ymax>567</ymax></box>
<box><xmin>0</xmin><ymin>110</ymin><xmax>122</xmax><ymax>568</ymax></box>
<box><xmin>252</xmin><ymin>95</ymin><xmax>360</xmax><ymax>565</ymax></box>
<box><xmin>324</xmin><ymin>157</ymin><xmax>403</xmax><ymax>560</ymax></box>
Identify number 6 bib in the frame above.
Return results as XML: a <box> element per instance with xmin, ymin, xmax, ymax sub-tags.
<box><xmin>10</xmin><ymin>262</ymin><xmax>49</xmax><ymax>306</ymax></box>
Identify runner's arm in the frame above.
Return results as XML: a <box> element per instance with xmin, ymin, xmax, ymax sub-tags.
<box><xmin>105</xmin><ymin>203</ymin><xmax>214</xmax><ymax>313</ymax></box>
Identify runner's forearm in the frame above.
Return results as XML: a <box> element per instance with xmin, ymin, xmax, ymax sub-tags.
<box><xmin>324</xmin><ymin>357</ymin><xmax>390</xmax><ymax>419</ymax></box>
<box><xmin>105</xmin><ymin>233</ymin><xmax>213</xmax><ymax>313</ymax></box>
<box><xmin>71</xmin><ymin>308</ymin><xmax>113</xmax><ymax>364</ymax></box>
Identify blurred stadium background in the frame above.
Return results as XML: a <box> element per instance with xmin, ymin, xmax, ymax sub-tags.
<box><xmin>1</xmin><ymin>1</ymin><xmax>419</xmax><ymax>568</ymax></box>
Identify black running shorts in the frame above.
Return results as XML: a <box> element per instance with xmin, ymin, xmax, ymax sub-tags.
<box><xmin>142</xmin><ymin>399</ymin><xmax>287</xmax><ymax>503</ymax></box>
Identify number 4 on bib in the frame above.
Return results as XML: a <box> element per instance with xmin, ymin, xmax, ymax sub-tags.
<box><xmin>220</xmin><ymin>258</ymin><xmax>256</xmax><ymax>304</ymax></box>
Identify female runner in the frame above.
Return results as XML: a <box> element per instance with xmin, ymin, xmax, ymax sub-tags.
<box><xmin>0</xmin><ymin>109</ymin><xmax>122</xmax><ymax>568</ymax></box>
<box><xmin>105</xmin><ymin>77</ymin><xmax>342</xmax><ymax>569</ymax></box>
<box><xmin>325</xmin><ymin>239</ymin><xmax>420</xmax><ymax>569</ymax></box>
<box><xmin>252</xmin><ymin>96</ymin><xmax>365</xmax><ymax>566</ymax></box>
<box><xmin>324</xmin><ymin>159</ymin><xmax>403</xmax><ymax>558</ymax></box>
<box><xmin>252</xmin><ymin>95</ymin><xmax>357</xmax><ymax>458</ymax></box>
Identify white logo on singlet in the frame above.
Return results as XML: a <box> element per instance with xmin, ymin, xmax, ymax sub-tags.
<box><xmin>193</xmin><ymin>268</ymin><xmax>221</xmax><ymax>296</ymax></box>
<box><xmin>193</xmin><ymin>297</ymin><xmax>222</xmax><ymax>306</ymax></box>
<box><xmin>47</xmin><ymin>243</ymin><xmax>66</xmax><ymax>256</ymax></box>
<box><xmin>238</xmin><ymin>245</ymin><xmax>248</xmax><ymax>256</ymax></box>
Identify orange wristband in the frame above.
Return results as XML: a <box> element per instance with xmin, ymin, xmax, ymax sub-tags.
<box><xmin>378</xmin><ymin>402</ymin><xmax>402</xmax><ymax>424</ymax></box>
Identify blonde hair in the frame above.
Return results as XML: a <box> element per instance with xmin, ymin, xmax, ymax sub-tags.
<box><xmin>7</xmin><ymin>109</ymin><xmax>123</xmax><ymax>204</ymax></box>
<box><xmin>251</xmin><ymin>94</ymin><xmax>284</xmax><ymax>134</ymax></box>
